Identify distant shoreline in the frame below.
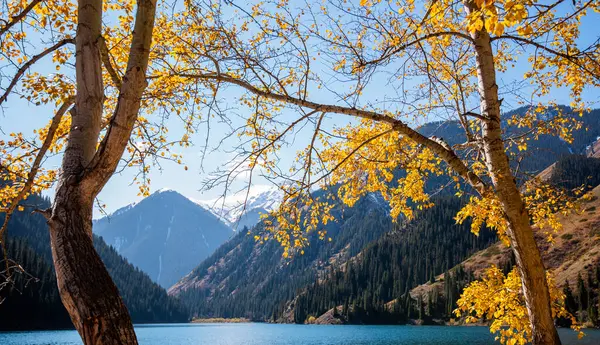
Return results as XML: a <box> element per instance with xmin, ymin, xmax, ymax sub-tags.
<box><xmin>191</xmin><ymin>318</ymin><xmax>252</xmax><ymax>323</ymax></box>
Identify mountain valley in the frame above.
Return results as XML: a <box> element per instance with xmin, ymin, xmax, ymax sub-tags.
<box><xmin>168</xmin><ymin>106</ymin><xmax>600</xmax><ymax>326</ymax></box>
<box><xmin>2</xmin><ymin>106</ymin><xmax>600</xmax><ymax>331</ymax></box>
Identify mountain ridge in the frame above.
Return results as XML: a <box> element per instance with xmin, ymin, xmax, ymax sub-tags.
<box><xmin>94</xmin><ymin>189</ymin><xmax>234</xmax><ymax>288</ymax></box>
<box><xmin>168</xmin><ymin>191</ymin><xmax>393</xmax><ymax>318</ymax></box>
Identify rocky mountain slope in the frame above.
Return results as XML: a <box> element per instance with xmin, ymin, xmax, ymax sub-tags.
<box><xmin>94</xmin><ymin>189</ymin><xmax>233</xmax><ymax>288</ymax></box>
<box><xmin>411</xmin><ymin>184</ymin><xmax>600</xmax><ymax>300</ymax></box>
<box><xmin>537</xmin><ymin>136</ymin><xmax>600</xmax><ymax>182</ymax></box>
<box><xmin>587</xmin><ymin>139</ymin><xmax>600</xmax><ymax>158</ymax></box>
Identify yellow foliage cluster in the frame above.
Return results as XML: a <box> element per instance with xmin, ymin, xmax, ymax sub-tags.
<box><xmin>456</xmin><ymin>177</ymin><xmax>588</xmax><ymax>245</ymax></box>
<box><xmin>466</xmin><ymin>0</ymin><xmax>530</xmax><ymax>36</ymax></box>
<box><xmin>455</xmin><ymin>266</ymin><xmax>583</xmax><ymax>345</ymax></box>
<box><xmin>0</xmin><ymin>130</ymin><xmax>57</xmax><ymax>211</ymax></box>
<box><xmin>320</xmin><ymin>120</ymin><xmax>442</xmax><ymax>221</ymax></box>
<box><xmin>0</xmin><ymin>0</ymin><xmax>208</xmax><ymax>199</ymax></box>
<box><xmin>456</xmin><ymin>195</ymin><xmax>511</xmax><ymax>245</ymax></box>
<box><xmin>250</xmin><ymin>118</ymin><xmax>444</xmax><ymax>257</ymax></box>
<box><xmin>522</xmin><ymin>178</ymin><xmax>590</xmax><ymax>242</ymax></box>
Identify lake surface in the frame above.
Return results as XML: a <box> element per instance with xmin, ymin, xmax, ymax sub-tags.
<box><xmin>1</xmin><ymin>323</ymin><xmax>600</xmax><ymax>345</ymax></box>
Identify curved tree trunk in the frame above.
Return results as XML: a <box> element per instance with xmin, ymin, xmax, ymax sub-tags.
<box><xmin>49</xmin><ymin>181</ymin><xmax>138</xmax><ymax>345</ymax></box>
<box><xmin>45</xmin><ymin>0</ymin><xmax>157</xmax><ymax>343</ymax></box>
<box><xmin>465</xmin><ymin>2</ymin><xmax>562</xmax><ymax>343</ymax></box>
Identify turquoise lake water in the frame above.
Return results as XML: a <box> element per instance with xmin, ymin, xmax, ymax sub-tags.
<box><xmin>1</xmin><ymin>323</ymin><xmax>600</xmax><ymax>345</ymax></box>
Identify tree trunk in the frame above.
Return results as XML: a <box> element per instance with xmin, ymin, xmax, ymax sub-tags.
<box><xmin>43</xmin><ymin>0</ymin><xmax>155</xmax><ymax>342</ymax></box>
<box><xmin>49</xmin><ymin>179</ymin><xmax>138</xmax><ymax>345</ymax></box>
<box><xmin>482</xmin><ymin>113</ymin><xmax>561</xmax><ymax>345</ymax></box>
<box><xmin>465</xmin><ymin>3</ymin><xmax>562</xmax><ymax>344</ymax></box>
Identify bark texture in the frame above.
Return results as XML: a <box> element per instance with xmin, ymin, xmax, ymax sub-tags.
<box><xmin>46</xmin><ymin>0</ymin><xmax>157</xmax><ymax>344</ymax></box>
<box><xmin>49</xmin><ymin>183</ymin><xmax>138</xmax><ymax>344</ymax></box>
<box><xmin>65</xmin><ymin>0</ymin><xmax>104</xmax><ymax>178</ymax></box>
<box><xmin>465</xmin><ymin>2</ymin><xmax>562</xmax><ymax>344</ymax></box>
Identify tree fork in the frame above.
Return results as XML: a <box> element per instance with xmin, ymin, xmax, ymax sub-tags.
<box><xmin>46</xmin><ymin>0</ymin><xmax>139</xmax><ymax>342</ymax></box>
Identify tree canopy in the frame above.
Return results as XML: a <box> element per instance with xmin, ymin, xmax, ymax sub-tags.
<box><xmin>1</xmin><ymin>0</ymin><xmax>599</xmax><ymax>344</ymax></box>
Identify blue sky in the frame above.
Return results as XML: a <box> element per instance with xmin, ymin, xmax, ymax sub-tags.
<box><xmin>1</xmin><ymin>3</ymin><xmax>599</xmax><ymax>218</ymax></box>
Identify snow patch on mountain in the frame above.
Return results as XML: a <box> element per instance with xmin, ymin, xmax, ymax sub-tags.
<box><xmin>201</xmin><ymin>232</ymin><xmax>209</xmax><ymax>249</ymax></box>
<box><xmin>155</xmin><ymin>188</ymin><xmax>177</xmax><ymax>194</ymax></box>
<box><xmin>105</xmin><ymin>203</ymin><xmax>137</xmax><ymax>219</ymax></box>
<box><xmin>157</xmin><ymin>255</ymin><xmax>162</xmax><ymax>284</ymax></box>
<box><xmin>166</xmin><ymin>215</ymin><xmax>174</xmax><ymax>242</ymax></box>
<box><xmin>113</xmin><ymin>236</ymin><xmax>127</xmax><ymax>252</ymax></box>
<box><xmin>195</xmin><ymin>185</ymin><xmax>283</xmax><ymax>227</ymax></box>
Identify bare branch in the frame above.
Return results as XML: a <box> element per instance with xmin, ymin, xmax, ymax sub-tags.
<box><xmin>492</xmin><ymin>34</ymin><xmax>600</xmax><ymax>80</ymax></box>
<box><xmin>32</xmin><ymin>208</ymin><xmax>52</xmax><ymax>220</ymax></box>
<box><xmin>99</xmin><ymin>36</ymin><xmax>123</xmax><ymax>88</ymax></box>
<box><xmin>492</xmin><ymin>34</ymin><xmax>579</xmax><ymax>60</ymax></box>
<box><xmin>360</xmin><ymin>31</ymin><xmax>475</xmax><ymax>68</ymax></box>
<box><xmin>463</xmin><ymin>111</ymin><xmax>488</xmax><ymax>121</ymax></box>
<box><xmin>176</xmin><ymin>72</ymin><xmax>489</xmax><ymax>195</ymax></box>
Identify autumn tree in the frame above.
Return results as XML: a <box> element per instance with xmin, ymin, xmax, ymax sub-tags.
<box><xmin>1</xmin><ymin>1</ymin><xmax>598</xmax><ymax>344</ymax></box>
<box><xmin>160</xmin><ymin>0</ymin><xmax>599</xmax><ymax>344</ymax></box>
<box><xmin>0</xmin><ymin>0</ymin><xmax>209</xmax><ymax>344</ymax></box>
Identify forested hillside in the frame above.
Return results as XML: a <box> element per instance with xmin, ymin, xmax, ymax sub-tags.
<box><xmin>549</xmin><ymin>155</ymin><xmax>600</xmax><ymax>192</ymax></box>
<box><xmin>0</xmin><ymin>195</ymin><xmax>189</xmax><ymax>330</ymax></box>
<box><xmin>171</xmin><ymin>192</ymin><xmax>392</xmax><ymax>319</ymax></box>
<box><xmin>286</xmin><ymin>155</ymin><xmax>600</xmax><ymax>326</ymax></box>
<box><xmin>288</xmin><ymin>196</ymin><xmax>498</xmax><ymax>324</ymax></box>
<box><xmin>405</xmin><ymin>155</ymin><xmax>600</xmax><ymax>326</ymax></box>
